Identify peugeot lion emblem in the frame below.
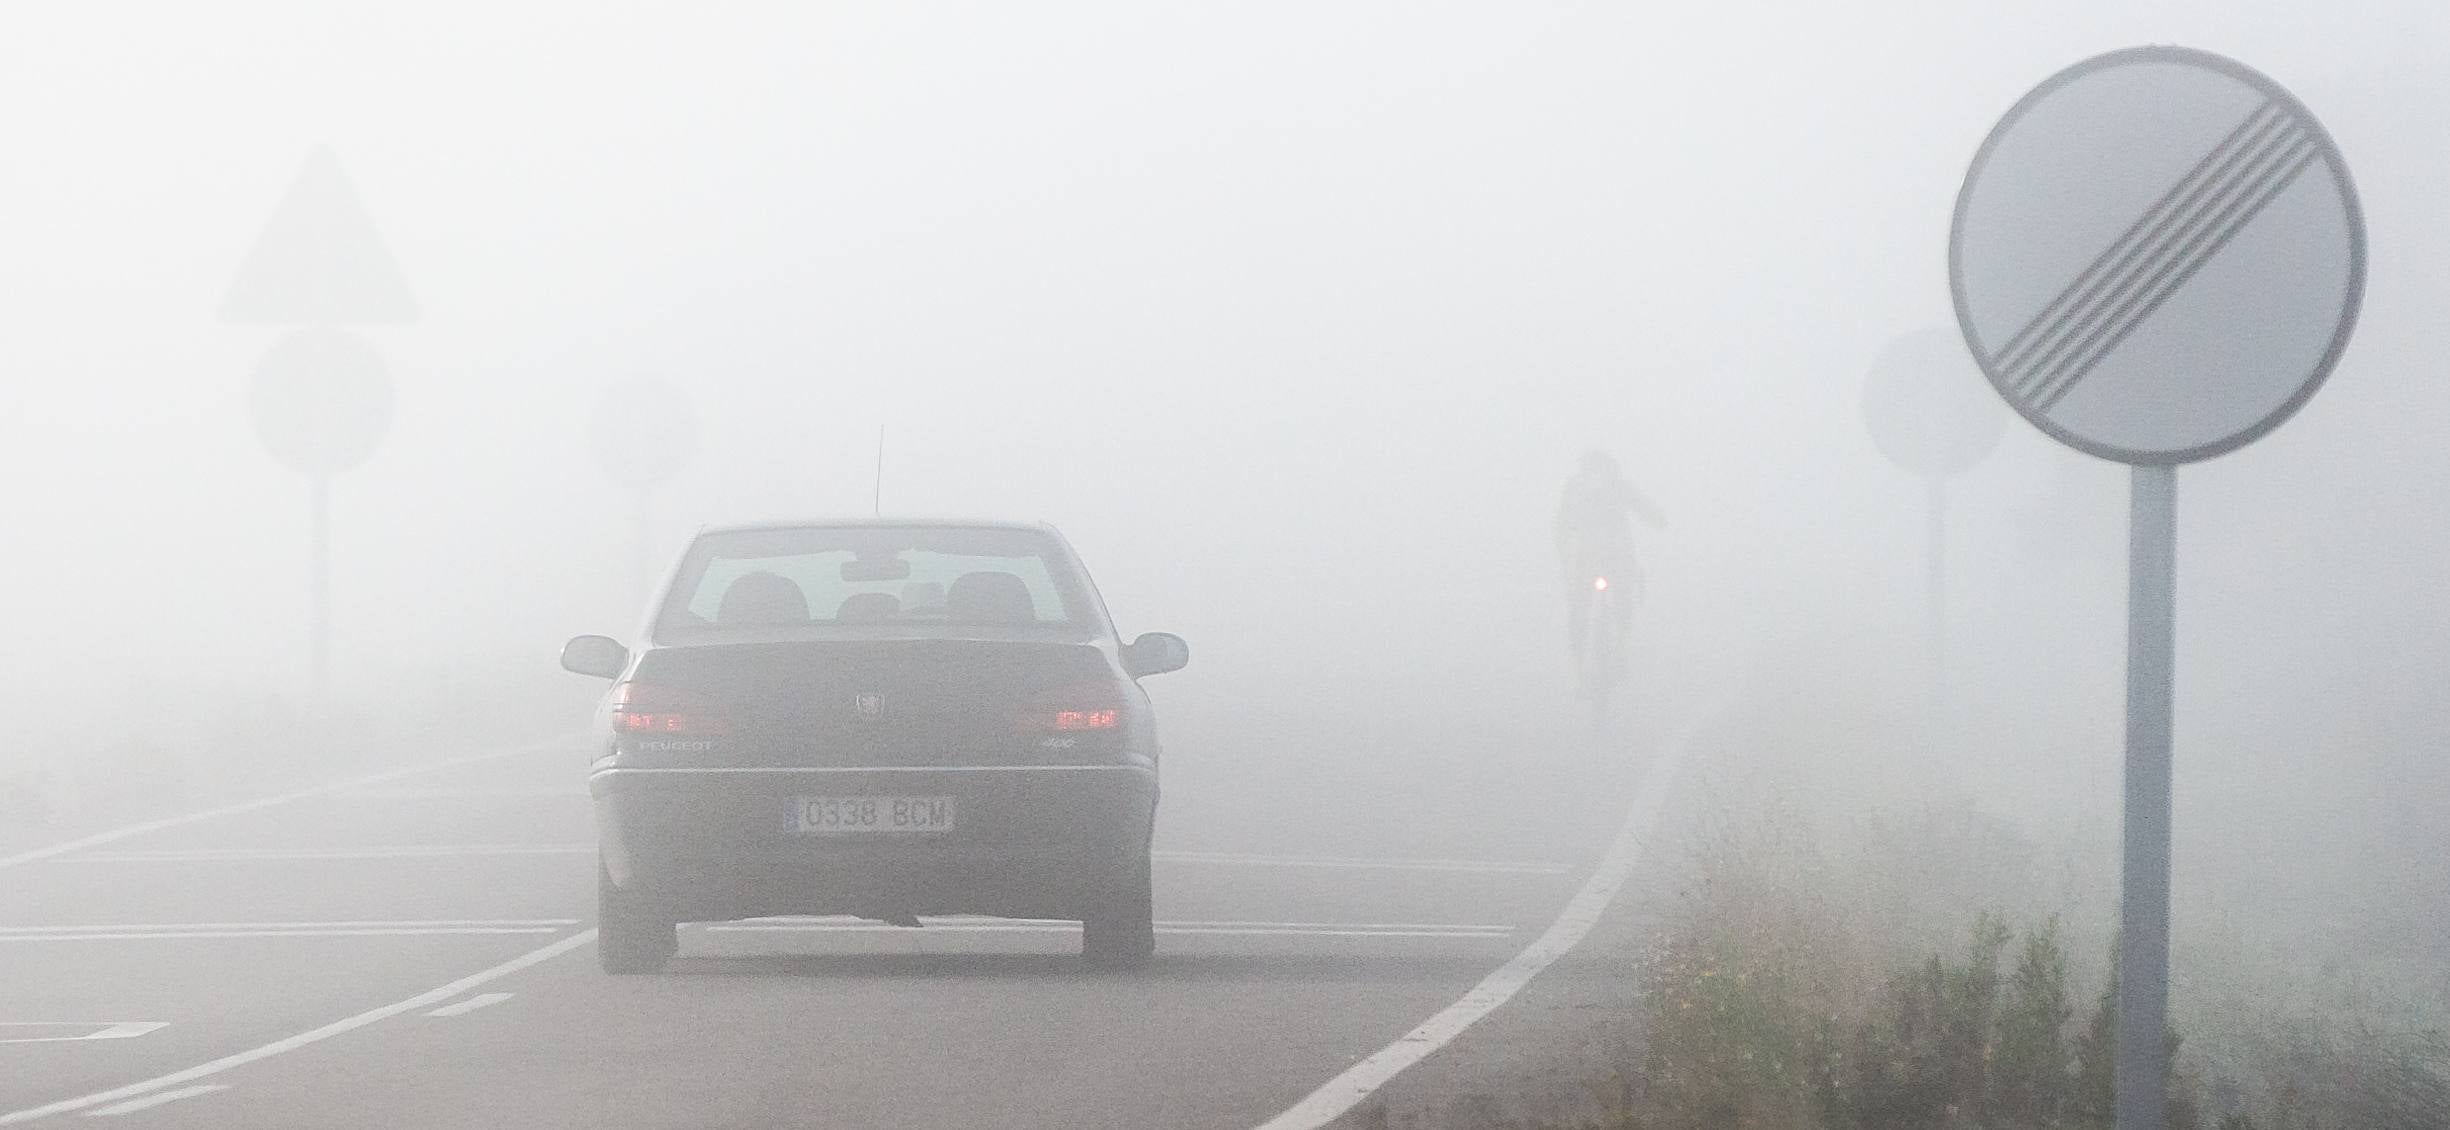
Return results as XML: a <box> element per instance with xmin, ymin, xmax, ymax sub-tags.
<box><xmin>854</xmin><ymin>692</ymin><xmax>883</xmax><ymax>719</ymax></box>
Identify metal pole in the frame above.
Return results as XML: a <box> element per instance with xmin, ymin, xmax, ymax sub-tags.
<box><xmin>2115</xmin><ymin>463</ymin><xmax>2177</xmax><ymax>1130</ymax></box>
<box><xmin>1927</xmin><ymin>475</ymin><xmax>1948</xmax><ymax>706</ymax></box>
<box><xmin>309</xmin><ymin>474</ymin><xmax>331</xmax><ymax>697</ymax></box>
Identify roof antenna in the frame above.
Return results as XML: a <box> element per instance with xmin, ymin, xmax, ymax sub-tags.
<box><xmin>872</xmin><ymin>425</ymin><xmax>886</xmax><ymax>517</ymax></box>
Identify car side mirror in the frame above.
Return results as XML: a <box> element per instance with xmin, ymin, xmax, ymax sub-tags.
<box><xmin>560</xmin><ymin>635</ymin><xmax>630</xmax><ymax>679</ymax></box>
<box><xmin>1122</xmin><ymin>632</ymin><xmax>1189</xmax><ymax>678</ymax></box>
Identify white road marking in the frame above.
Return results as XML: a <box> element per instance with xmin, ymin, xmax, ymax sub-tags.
<box><xmin>50</xmin><ymin>844</ymin><xmax>1565</xmax><ymax>875</ymax></box>
<box><xmin>0</xmin><ymin>921</ymin><xmax>578</xmax><ymax>934</ymax></box>
<box><xmin>0</xmin><ymin>1023</ymin><xmax>167</xmax><ymax>1046</ymax></box>
<box><xmin>0</xmin><ymin>930</ymin><xmax>595</xmax><ymax>1125</ymax></box>
<box><xmin>1155</xmin><ymin>850</ymin><xmax>1570</xmax><ymax>876</ymax></box>
<box><xmin>423</xmin><ymin>993</ymin><xmax>512</xmax><ymax>1019</ymax></box>
<box><xmin>80</xmin><ymin>1085</ymin><xmax>227</xmax><ymax>1118</ymax></box>
<box><xmin>1250</xmin><ymin>710</ymin><xmax>1709</xmax><ymax>1130</ymax></box>
<box><xmin>702</xmin><ymin>920</ymin><xmax>1514</xmax><ymax>940</ymax></box>
<box><xmin>0</xmin><ymin>739</ymin><xmax>573</xmax><ymax>874</ymax></box>
<box><xmin>51</xmin><ymin>845</ymin><xmax>593</xmax><ymax>864</ymax></box>
<box><xmin>0</xmin><ymin>928</ymin><xmax>564</xmax><ymax>943</ymax></box>
<box><xmin>327</xmin><ymin>786</ymin><xmax>588</xmax><ymax>800</ymax></box>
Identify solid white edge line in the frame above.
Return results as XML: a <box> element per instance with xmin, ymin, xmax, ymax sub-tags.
<box><xmin>423</xmin><ymin>993</ymin><xmax>513</xmax><ymax>1019</ymax></box>
<box><xmin>0</xmin><ymin>737</ymin><xmax>578</xmax><ymax>873</ymax></box>
<box><xmin>1248</xmin><ymin>712</ymin><xmax>1707</xmax><ymax>1130</ymax></box>
<box><xmin>0</xmin><ymin>930</ymin><xmax>596</xmax><ymax>1125</ymax></box>
<box><xmin>80</xmin><ymin>1085</ymin><xmax>228</xmax><ymax>1118</ymax></box>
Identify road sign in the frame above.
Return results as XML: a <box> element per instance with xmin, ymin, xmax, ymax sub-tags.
<box><xmin>248</xmin><ymin>327</ymin><xmax>395</xmax><ymax>476</ymax></box>
<box><xmin>1864</xmin><ymin>327</ymin><xmax>2008</xmax><ymax>477</ymax></box>
<box><xmin>221</xmin><ymin>145</ymin><xmax>418</xmax><ymax>325</ymax></box>
<box><xmin>1949</xmin><ymin>46</ymin><xmax>2363</xmax><ymax>1130</ymax></box>
<box><xmin>1863</xmin><ymin>327</ymin><xmax>2007</xmax><ymax>711</ymax></box>
<box><xmin>1951</xmin><ymin>46</ymin><xmax>2363</xmax><ymax>466</ymax></box>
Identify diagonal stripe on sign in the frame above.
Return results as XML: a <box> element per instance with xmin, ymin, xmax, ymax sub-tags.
<box><xmin>2027</xmin><ymin>136</ymin><xmax>2321</xmax><ymax>411</ymax></box>
<box><xmin>2006</xmin><ymin>111</ymin><xmax>2303</xmax><ymax>398</ymax></box>
<box><xmin>2002</xmin><ymin>103</ymin><xmax>2307</xmax><ymax>400</ymax></box>
<box><xmin>1995</xmin><ymin>100</ymin><xmax>2282</xmax><ymax>378</ymax></box>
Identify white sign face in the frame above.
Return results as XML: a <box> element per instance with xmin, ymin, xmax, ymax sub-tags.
<box><xmin>1862</xmin><ymin>327</ymin><xmax>2008</xmax><ymax>477</ymax></box>
<box><xmin>249</xmin><ymin>327</ymin><xmax>395</xmax><ymax>476</ymax></box>
<box><xmin>590</xmin><ymin>377</ymin><xmax>699</xmax><ymax>490</ymax></box>
<box><xmin>1950</xmin><ymin>46</ymin><xmax>2363</xmax><ymax>466</ymax></box>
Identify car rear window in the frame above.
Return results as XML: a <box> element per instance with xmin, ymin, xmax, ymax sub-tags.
<box><xmin>654</xmin><ymin>525</ymin><xmax>1092</xmax><ymax>639</ymax></box>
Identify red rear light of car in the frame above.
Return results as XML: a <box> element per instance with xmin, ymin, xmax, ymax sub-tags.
<box><xmin>1051</xmin><ymin>709</ymin><xmax>1119</xmax><ymax>731</ymax></box>
<box><xmin>1019</xmin><ymin>683</ymin><xmax>1125</xmax><ymax>733</ymax></box>
<box><xmin>611</xmin><ymin>682</ymin><xmax>731</xmax><ymax>737</ymax></box>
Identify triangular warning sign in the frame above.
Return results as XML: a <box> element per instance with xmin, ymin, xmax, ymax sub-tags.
<box><xmin>220</xmin><ymin>145</ymin><xmax>418</xmax><ymax>324</ymax></box>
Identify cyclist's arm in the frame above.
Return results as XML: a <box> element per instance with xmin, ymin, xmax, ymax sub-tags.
<box><xmin>1623</xmin><ymin>482</ymin><xmax>1667</xmax><ymax>530</ymax></box>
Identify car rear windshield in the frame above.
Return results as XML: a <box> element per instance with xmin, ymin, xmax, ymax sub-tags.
<box><xmin>654</xmin><ymin>525</ymin><xmax>1096</xmax><ymax>640</ymax></box>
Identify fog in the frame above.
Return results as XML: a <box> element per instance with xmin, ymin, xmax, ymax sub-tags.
<box><xmin>4</xmin><ymin>0</ymin><xmax>2445</xmax><ymax>1024</ymax></box>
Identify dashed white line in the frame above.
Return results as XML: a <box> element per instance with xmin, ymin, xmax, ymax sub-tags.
<box><xmin>423</xmin><ymin>993</ymin><xmax>513</xmax><ymax>1019</ymax></box>
<box><xmin>0</xmin><ymin>930</ymin><xmax>596</xmax><ymax>1125</ymax></box>
<box><xmin>1250</xmin><ymin>709</ymin><xmax>1710</xmax><ymax>1130</ymax></box>
<box><xmin>81</xmin><ymin>1085</ymin><xmax>228</xmax><ymax>1118</ymax></box>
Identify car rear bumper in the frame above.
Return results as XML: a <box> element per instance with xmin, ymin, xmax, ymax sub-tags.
<box><xmin>590</xmin><ymin>765</ymin><xmax>1157</xmax><ymax>923</ymax></box>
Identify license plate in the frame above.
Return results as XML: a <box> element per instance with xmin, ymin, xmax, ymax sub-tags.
<box><xmin>790</xmin><ymin>796</ymin><xmax>956</xmax><ymax>834</ymax></box>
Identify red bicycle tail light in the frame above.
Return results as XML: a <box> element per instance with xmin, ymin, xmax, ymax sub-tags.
<box><xmin>611</xmin><ymin>682</ymin><xmax>731</xmax><ymax>737</ymax></box>
<box><xmin>1592</xmin><ymin>576</ymin><xmax>1610</xmax><ymax>592</ymax></box>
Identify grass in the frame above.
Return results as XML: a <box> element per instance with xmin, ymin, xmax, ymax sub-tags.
<box><xmin>1375</xmin><ymin>789</ymin><xmax>2448</xmax><ymax>1130</ymax></box>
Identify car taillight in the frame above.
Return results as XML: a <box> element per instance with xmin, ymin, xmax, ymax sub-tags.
<box><xmin>1019</xmin><ymin>683</ymin><xmax>1125</xmax><ymax>732</ymax></box>
<box><xmin>611</xmin><ymin>682</ymin><xmax>731</xmax><ymax>736</ymax></box>
<box><xmin>1051</xmin><ymin>709</ymin><xmax>1119</xmax><ymax>731</ymax></box>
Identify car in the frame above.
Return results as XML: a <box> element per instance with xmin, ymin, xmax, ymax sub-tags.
<box><xmin>558</xmin><ymin>519</ymin><xmax>1189</xmax><ymax>974</ymax></box>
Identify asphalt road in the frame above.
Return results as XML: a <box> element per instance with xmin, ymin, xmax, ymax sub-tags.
<box><xmin>0</xmin><ymin>706</ymin><xmax>1675</xmax><ymax>1129</ymax></box>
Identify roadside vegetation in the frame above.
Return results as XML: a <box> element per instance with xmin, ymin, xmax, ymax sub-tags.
<box><xmin>1374</xmin><ymin>789</ymin><xmax>2449</xmax><ymax>1130</ymax></box>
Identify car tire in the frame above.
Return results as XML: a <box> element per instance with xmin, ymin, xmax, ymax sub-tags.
<box><xmin>1081</xmin><ymin>850</ymin><xmax>1155</xmax><ymax>971</ymax></box>
<box><xmin>597</xmin><ymin>863</ymin><xmax>677</xmax><ymax>975</ymax></box>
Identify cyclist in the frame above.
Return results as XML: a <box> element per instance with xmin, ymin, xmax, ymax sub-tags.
<box><xmin>1553</xmin><ymin>450</ymin><xmax>1665</xmax><ymax>692</ymax></box>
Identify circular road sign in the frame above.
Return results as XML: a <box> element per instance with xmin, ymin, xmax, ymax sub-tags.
<box><xmin>1950</xmin><ymin>46</ymin><xmax>2363</xmax><ymax>466</ymax></box>
<box><xmin>589</xmin><ymin>377</ymin><xmax>699</xmax><ymax>490</ymax></box>
<box><xmin>249</xmin><ymin>326</ymin><xmax>394</xmax><ymax>476</ymax></box>
<box><xmin>1863</xmin><ymin>327</ymin><xmax>2009</xmax><ymax>477</ymax></box>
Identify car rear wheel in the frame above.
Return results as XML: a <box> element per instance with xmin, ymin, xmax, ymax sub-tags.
<box><xmin>597</xmin><ymin>863</ymin><xmax>677</xmax><ymax>975</ymax></box>
<box><xmin>1081</xmin><ymin>851</ymin><xmax>1155</xmax><ymax>971</ymax></box>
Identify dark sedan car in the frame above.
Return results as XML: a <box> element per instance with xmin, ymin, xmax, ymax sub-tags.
<box><xmin>559</xmin><ymin>519</ymin><xmax>1188</xmax><ymax>974</ymax></box>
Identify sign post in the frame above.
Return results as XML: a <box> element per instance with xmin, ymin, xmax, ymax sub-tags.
<box><xmin>1862</xmin><ymin>326</ymin><xmax>2007</xmax><ymax>701</ymax></box>
<box><xmin>225</xmin><ymin>146</ymin><xmax>416</xmax><ymax>695</ymax></box>
<box><xmin>1950</xmin><ymin>46</ymin><xmax>2363</xmax><ymax>1130</ymax></box>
